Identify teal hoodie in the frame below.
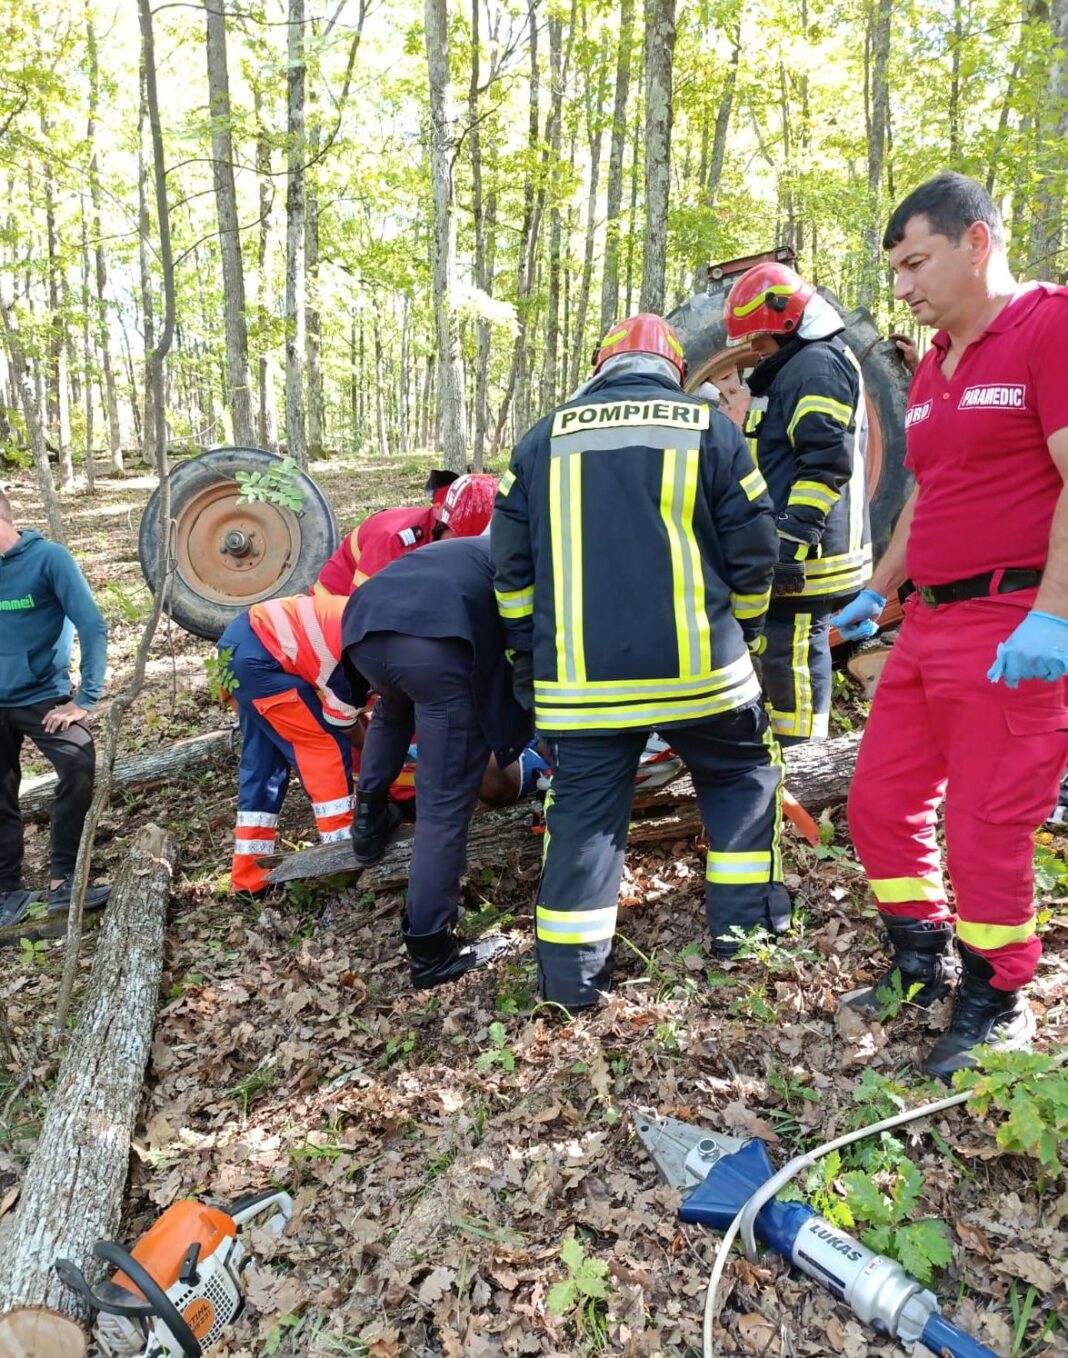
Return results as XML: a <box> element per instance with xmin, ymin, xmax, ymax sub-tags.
<box><xmin>0</xmin><ymin>531</ymin><xmax>108</xmax><ymax>709</ymax></box>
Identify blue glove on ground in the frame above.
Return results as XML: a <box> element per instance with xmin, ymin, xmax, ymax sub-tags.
<box><xmin>830</xmin><ymin>588</ymin><xmax>886</xmax><ymax>641</ymax></box>
<box><xmin>988</xmin><ymin>611</ymin><xmax>1068</xmax><ymax>687</ymax></box>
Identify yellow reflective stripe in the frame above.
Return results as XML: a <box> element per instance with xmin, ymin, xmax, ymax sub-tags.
<box><xmin>659</xmin><ymin>448</ymin><xmax>711</xmax><ymax>676</ymax></box>
<box><xmin>706</xmin><ymin>850</ymin><xmax>773</xmax><ymax>884</ymax></box>
<box><xmin>499</xmin><ymin>469</ymin><xmax>516</xmax><ymax>496</ymax></box>
<box><xmin>536</xmin><ymin>655</ymin><xmax>754</xmax><ymax>702</ymax></box>
<box><xmin>956</xmin><ymin>918</ymin><xmax>1036</xmax><ymax>950</ymax></box>
<box><xmin>765</xmin><ymin>723</ymin><xmax>784</xmax><ymax>880</ymax></box>
<box><xmin>769</xmin><ymin>614</ymin><xmax>812</xmax><ymax>738</ymax></box>
<box><xmin>536</xmin><ymin>904</ymin><xmax>617</xmax><ymax>944</ymax></box>
<box><xmin>731</xmin><ymin>589</ymin><xmax>771</xmax><ymax>620</ymax></box>
<box><xmin>786</xmin><ymin>395</ymin><xmax>854</xmax><ymax>445</ymax></box>
<box><xmin>495</xmin><ymin>585</ymin><xmax>534</xmax><ymax>618</ymax></box>
<box><xmin>549</xmin><ymin>455</ymin><xmax>585</xmax><ymax>683</ymax></box>
<box><xmin>804</xmin><ymin>547</ymin><xmax>871</xmax><ymax>577</ymax></box>
<box><xmin>871</xmin><ymin>875</ymin><xmax>946</xmax><ymax>904</ymax></box>
<box><xmin>800</xmin><ymin>568</ymin><xmax>870</xmax><ymax>598</ymax></box>
<box><xmin>740</xmin><ymin>468</ymin><xmax>767</xmax><ymax>502</ymax></box>
<box><xmin>732</xmin><ymin>283</ymin><xmax>799</xmax><ymax>318</ymax></box>
<box><xmin>788</xmin><ymin>479</ymin><xmax>841</xmax><ymax>515</ymax></box>
<box><xmin>536</xmin><ymin>673</ymin><xmax>762</xmax><ymax>729</ymax></box>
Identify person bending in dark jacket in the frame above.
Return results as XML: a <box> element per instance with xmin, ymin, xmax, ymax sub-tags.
<box><xmin>0</xmin><ymin>488</ymin><xmax>109</xmax><ymax>926</ymax></box>
<box><xmin>342</xmin><ymin>535</ymin><xmax>532</xmax><ymax>990</ymax></box>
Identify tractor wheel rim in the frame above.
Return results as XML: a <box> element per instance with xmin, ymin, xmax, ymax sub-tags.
<box><xmin>174</xmin><ymin>482</ymin><xmax>303</xmax><ymax>606</ymax></box>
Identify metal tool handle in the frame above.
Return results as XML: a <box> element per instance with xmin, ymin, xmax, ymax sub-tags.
<box><xmin>921</xmin><ymin>1313</ymin><xmax>998</xmax><ymax>1358</ymax></box>
<box><xmin>229</xmin><ymin>1188</ymin><xmax>294</xmax><ymax>1230</ymax></box>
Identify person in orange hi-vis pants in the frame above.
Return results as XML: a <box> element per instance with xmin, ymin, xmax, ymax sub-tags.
<box><xmin>217</xmin><ymin>593</ymin><xmax>362</xmax><ymax>898</ymax></box>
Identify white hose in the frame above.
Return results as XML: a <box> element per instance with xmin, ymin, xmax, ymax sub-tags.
<box><xmin>701</xmin><ymin>1088</ymin><xmax>973</xmax><ymax>1358</ymax></box>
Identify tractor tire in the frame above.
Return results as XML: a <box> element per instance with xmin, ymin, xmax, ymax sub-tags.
<box><xmin>667</xmin><ymin>288</ymin><xmax>913</xmax><ymax>563</ymax></box>
<box><xmin>138</xmin><ymin>447</ymin><xmax>339</xmax><ymax>641</ymax></box>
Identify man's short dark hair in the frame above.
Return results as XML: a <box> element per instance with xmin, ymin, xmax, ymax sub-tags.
<box><xmin>0</xmin><ymin>488</ymin><xmax>12</xmax><ymax>523</ymax></box>
<box><xmin>883</xmin><ymin>172</ymin><xmax>1005</xmax><ymax>251</ymax></box>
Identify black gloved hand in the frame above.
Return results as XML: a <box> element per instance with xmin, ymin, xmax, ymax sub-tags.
<box><xmin>508</xmin><ymin>650</ymin><xmax>535</xmax><ymax>711</ymax></box>
<box><xmin>772</xmin><ymin>561</ymin><xmax>807</xmax><ymax>597</ymax></box>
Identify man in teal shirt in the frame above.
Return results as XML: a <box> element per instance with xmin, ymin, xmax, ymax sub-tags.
<box><xmin>0</xmin><ymin>487</ymin><xmax>110</xmax><ymax>924</ymax></box>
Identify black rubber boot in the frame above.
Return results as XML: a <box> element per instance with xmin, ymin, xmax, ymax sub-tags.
<box><xmin>924</xmin><ymin>943</ymin><xmax>1035</xmax><ymax>1082</ymax></box>
<box><xmin>351</xmin><ymin>792</ymin><xmax>402</xmax><ymax>866</ymax></box>
<box><xmin>403</xmin><ymin>917</ymin><xmax>510</xmax><ymax>990</ymax></box>
<box><xmin>841</xmin><ymin>915</ymin><xmax>959</xmax><ymax>1017</ymax></box>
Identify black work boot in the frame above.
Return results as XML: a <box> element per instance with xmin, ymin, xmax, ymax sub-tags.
<box><xmin>351</xmin><ymin>792</ymin><xmax>402</xmax><ymax>866</ymax></box>
<box><xmin>46</xmin><ymin>878</ymin><xmax>112</xmax><ymax>916</ymax></box>
<box><xmin>841</xmin><ymin>915</ymin><xmax>959</xmax><ymax>1017</ymax></box>
<box><xmin>403</xmin><ymin>916</ymin><xmax>511</xmax><ymax>990</ymax></box>
<box><xmin>0</xmin><ymin>887</ymin><xmax>41</xmax><ymax>928</ymax></box>
<box><xmin>924</xmin><ymin>943</ymin><xmax>1035</xmax><ymax>1082</ymax></box>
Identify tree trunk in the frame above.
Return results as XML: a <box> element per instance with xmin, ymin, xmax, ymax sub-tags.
<box><xmin>425</xmin><ymin>0</ymin><xmax>468</xmax><ymax>472</ymax></box>
<box><xmin>79</xmin><ymin>199</ymin><xmax>96</xmax><ymax>493</ymax></box>
<box><xmin>137</xmin><ymin>59</ymin><xmax>156</xmax><ymax>469</ymax></box>
<box><xmin>858</xmin><ymin>0</ymin><xmax>891</xmax><ymax>310</ymax></box>
<box><xmin>18</xmin><ymin>729</ymin><xmax>234</xmax><ymax>822</ymax></box>
<box><xmin>1028</xmin><ymin>0</ymin><xmax>1068</xmax><ymax>274</ymax></box>
<box><xmin>0</xmin><ymin>296</ymin><xmax>67</xmax><ymax>545</ymax></box>
<box><xmin>706</xmin><ymin>27</ymin><xmax>740</xmax><ymax>207</ymax></box>
<box><xmin>86</xmin><ymin>14</ymin><xmax>123</xmax><ymax>473</ymax></box>
<box><xmin>43</xmin><ymin>128</ymin><xmax>74</xmax><ymax>490</ymax></box>
<box><xmin>285</xmin><ymin>0</ymin><xmax>307</xmax><ymax>467</ymax></box>
<box><xmin>373</xmin><ymin>313</ymin><xmax>389</xmax><ymax>458</ymax></box>
<box><xmin>205</xmin><ymin>0</ymin><xmax>256</xmax><ymax>448</ymax></box>
<box><xmin>0</xmin><ymin>825</ymin><xmax>176</xmax><ymax>1318</ymax></box>
<box><xmin>624</xmin><ymin>63</ymin><xmax>643</xmax><ymax>317</ymax></box>
<box><xmin>254</xmin><ymin>87</ymin><xmax>279</xmax><ymax>453</ymax></box>
<box><xmin>599</xmin><ymin>0</ymin><xmax>634</xmax><ymax>334</ymax></box>
<box><xmin>268</xmin><ymin>732</ymin><xmax>863</xmax><ymax>887</ymax></box>
<box><xmin>569</xmin><ymin>61</ymin><xmax>606</xmax><ymax>393</ymax></box>
<box><xmin>306</xmin><ymin>114</ymin><xmax>324</xmax><ymax>459</ymax></box>
<box><xmin>469</xmin><ymin>0</ymin><xmax>489</xmax><ymax>469</ymax></box>
<box><xmin>639</xmin><ymin>0</ymin><xmax>675</xmax><ymax>315</ymax></box>
<box><xmin>540</xmin><ymin>15</ymin><xmax>566</xmax><ymax>412</ymax></box>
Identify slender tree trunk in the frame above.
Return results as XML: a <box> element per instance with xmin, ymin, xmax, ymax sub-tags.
<box><xmin>639</xmin><ymin>0</ymin><xmax>675</xmax><ymax>314</ymax></box>
<box><xmin>205</xmin><ymin>0</ymin><xmax>255</xmax><ymax>446</ymax></box>
<box><xmin>1028</xmin><ymin>0</ymin><xmax>1068</xmax><ymax>273</ymax></box>
<box><xmin>1</xmin><ymin>297</ymin><xmax>66</xmax><ymax>544</ymax></box>
<box><xmin>858</xmin><ymin>0</ymin><xmax>891</xmax><ymax>309</ymax></box>
<box><xmin>706</xmin><ymin>28</ymin><xmax>740</xmax><ymax>206</ymax></box>
<box><xmin>469</xmin><ymin>0</ymin><xmax>489</xmax><ymax>469</ymax></box>
<box><xmin>541</xmin><ymin>15</ymin><xmax>566</xmax><ymax>412</ymax></box>
<box><xmin>350</xmin><ymin>312</ymin><xmax>359</xmax><ymax>446</ymax></box>
<box><xmin>948</xmin><ymin>0</ymin><xmax>962</xmax><ymax>161</ymax></box>
<box><xmin>138</xmin><ymin>60</ymin><xmax>156</xmax><ymax>468</ymax></box>
<box><xmin>425</xmin><ymin>0</ymin><xmax>468</xmax><ymax>471</ymax></box>
<box><xmin>79</xmin><ymin>200</ymin><xmax>96</xmax><ymax>492</ymax></box>
<box><xmin>599</xmin><ymin>0</ymin><xmax>634</xmax><ymax>333</ymax></box>
<box><xmin>254</xmin><ymin>87</ymin><xmax>278</xmax><ymax>452</ymax></box>
<box><xmin>119</xmin><ymin>316</ymin><xmax>141</xmax><ymax>445</ymax></box>
<box><xmin>373</xmin><ymin>314</ymin><xmax>388</xmax><ymax>457</ymax></box>
<box><xmin>570</xmin><ymin>64</ymin><xmax>606</xmax><ymax>392</ymax></box>
<box><xmin>624</xmin><ymin>64</ymin><xmax>643</xmax><ymax>316</ymax></box>
<box><xmin>86</xmin><ymin>14</ymin><xmax>122</xmax><ymax>472</ymax></box>
<box><xmin>285</xmin><ymin>0</ymin><xmax>307</xmax><ymax>466</ymax></box>
<box><xmin>306</xmin><ymin>81</ymin><xmax>324</xmax><ymax>459</ymax></box>
<box><xmin>398</xmin><ymin>294</ymin><xmax>410</xmax><ymax>453</ymax></box>
<box><xmin>43</xmin><ymin>125</ymin><xmax>74</xmax><ymax>489</ymax></box>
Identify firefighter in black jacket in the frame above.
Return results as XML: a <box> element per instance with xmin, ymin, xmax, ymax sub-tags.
<box><xmin>342</xmin><ymin>536</ymin><xmax>532</xmax><ymax>990</ymax></box>
<box><xmin>491</xmin><ymin>313</ymin><xmax>786</xmax><ymax>1010</ymax></box>
<box><xmin>725</xmin><ymin>263</ymin><xmax>870</xmax><ymax>744</ymax></box>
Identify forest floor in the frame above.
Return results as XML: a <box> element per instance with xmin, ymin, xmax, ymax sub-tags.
<box><xmin>2</xmin><ymin>454</ymin><xmax>1068</xmax><ymax>1358</ymax></box>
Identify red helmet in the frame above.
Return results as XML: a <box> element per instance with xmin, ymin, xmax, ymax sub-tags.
<box><xmin>724</xmin><ymin>263</ymin><xmax>816</xmax><ymax>345</ymax></box>
<box><xmin>437</xmin><ymin>473</ymin><xmax>498</xmax><ymax>536</ymax></box>
<box><xmin>593</xmin><ymin>313</ymin><xmax>687</xmax><ymax>379</ymax></box>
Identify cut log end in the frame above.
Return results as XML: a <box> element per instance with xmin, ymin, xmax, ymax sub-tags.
<box><xmin>0</xmin><ymin>1306</ymin><xmax>88</xmax><ymax>1357</ymax></box>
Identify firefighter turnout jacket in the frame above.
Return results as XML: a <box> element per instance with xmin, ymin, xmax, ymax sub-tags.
<box><xmin>743</xmin><ymin>334</ymin><xmax>870</xmax><ymax>600</ymax></box>
<box><xmin>491</xmin><ymin>366</ymin><xmax>779</xmax><ymax>733</ymax></box>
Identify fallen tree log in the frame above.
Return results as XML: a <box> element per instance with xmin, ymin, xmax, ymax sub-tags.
<box><xmin>0</xmin><ymin>823</ymin><xmax>176</xmax><ymax>1321</ymax></box>
<box><xmin>18</xmin><ymin>728</ymin><xmax>233</xmax><ymax>821</ymax></box>
<box><xmin>267</xmin><ymin>729</ymin><xmax>862</xmax><ymax>888</ymax></box>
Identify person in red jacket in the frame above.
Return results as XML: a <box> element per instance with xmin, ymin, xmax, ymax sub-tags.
<box><xmin>217</xmin><ymin>593</ymin><xmax>361</xmax><ymax>897</ymax></box>
<box><xmin>832</xmin><ymin>172</ymin><xmax>1068</xmax><ymax>1078</ymax></box>
<box><xmin>315</xmin><ymin>474</ymin><xmax>498</xmax><ymax>596</ymax></box>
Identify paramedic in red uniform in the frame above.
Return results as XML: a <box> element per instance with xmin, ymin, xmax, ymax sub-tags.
<box><xmin>314</xmin><ymin>474</ymin><xmax>498</xmax><ymax>596</ymax></box>
<box><xmin>832</xmin><ymin>172</ymin><xmax>1068</xmax><ymax>1078</ymax></box>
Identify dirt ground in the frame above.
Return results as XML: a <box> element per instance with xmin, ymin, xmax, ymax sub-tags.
<box><xmin>1</xmin><ymin>455</ymin><xmax>1067</xmax><ymax>1358</ymax></box>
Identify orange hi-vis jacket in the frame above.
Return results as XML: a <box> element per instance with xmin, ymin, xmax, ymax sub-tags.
<box><xmin>247</xmin><ymin>594</ymin><xmax>358</xmax><ymax>727</ymax></box>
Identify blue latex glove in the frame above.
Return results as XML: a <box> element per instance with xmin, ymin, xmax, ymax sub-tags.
<box><xmin>830</xmin><ymin>588</ymin><xmax>886</xmax><ymax>642</ymax></box>
<box><xmin>988</xmin><ymin>611</ymin><xmax>1068</xmax><ymax>687</ymax></box>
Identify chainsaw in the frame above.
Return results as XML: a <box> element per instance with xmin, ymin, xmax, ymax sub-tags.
<box><xmin>55</xmin><ymin>1189</ymin><xmax>293</xmax><ymax>1358</ymax></box>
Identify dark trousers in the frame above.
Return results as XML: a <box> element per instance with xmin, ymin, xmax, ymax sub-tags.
<box><xmin>0</xmin><ymin>698</ymin><xmax>96</xmax><ymax>890</ymax></box>
<box><xmin>762</xmin><ymin>604</ymin><xmax>833</xmax><ymax>745</ymax></box>
<box><xmin>537</xmin><ymin>701</ymin><xmax>790</xmax><ymax>1008</ymax></box>
<box><xmin>349</xmin><ymin>633</ymin><xmax>488</xmax><ymax>936</ymax></box>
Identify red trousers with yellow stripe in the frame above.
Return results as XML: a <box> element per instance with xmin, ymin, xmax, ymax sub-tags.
<box><xmin>848</xmin><ymin>595</ymin><xmax>1068</xmax><ymax>990</ymax></box>
<box><xmin>220</xmin><ymin>614</ymin><xmax>353</xmax><ymax>895</ymax></box>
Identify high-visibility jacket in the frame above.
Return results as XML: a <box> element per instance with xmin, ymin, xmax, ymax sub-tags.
<box><xmin>743</xmin><ymin>334</ymin><xmax>871</xmax><ymax>601</ymax></box>
<box><xmin>491</xmin><ymin>366</ymin><xmax>778</xmax><ymax>734</ymax></box>
<box><xmin>247</xmin><ymin>593</ymin><xmax>357</xmax><ymax>726</ymax></box>
<box><xmin>315</xmin><ymin>505</ymin><xmax>440</xmax><ymax>596</ymax></box>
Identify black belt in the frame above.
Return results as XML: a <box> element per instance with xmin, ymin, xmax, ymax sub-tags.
<box><xmin>900</xmin><ymin>568</ymin><xmax>1042</xmax><ymax>607</ymax></box>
